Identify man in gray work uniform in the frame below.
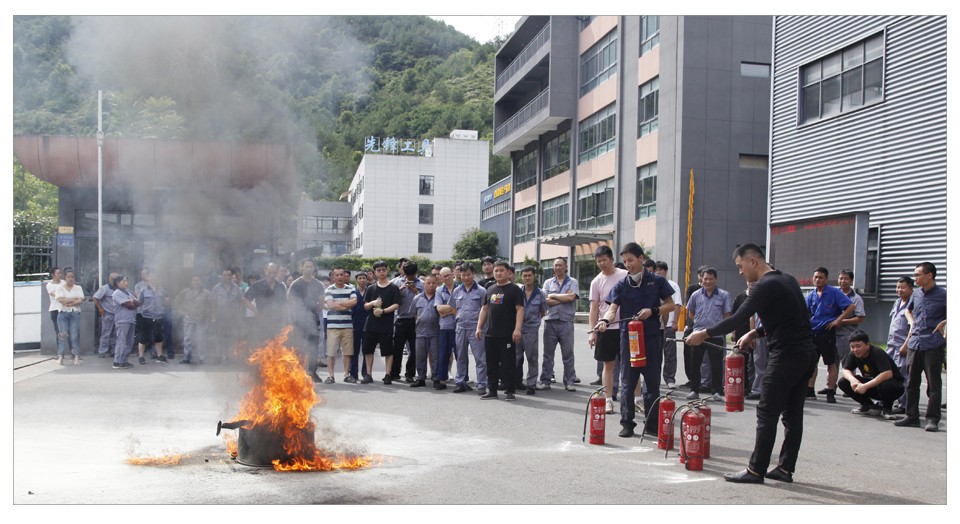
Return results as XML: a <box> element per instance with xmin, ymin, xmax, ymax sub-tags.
<box><xmin>538</xmin><ymin>257</ymin><xmax>580</xmax><ymax>392</ymax></box>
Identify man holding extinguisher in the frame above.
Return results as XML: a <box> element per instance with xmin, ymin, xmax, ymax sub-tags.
<box><xmin>685</xmin><ymin>243</ymin><xmax>817</xmax><ymax>484</ymax></box>
<box><xmin>594</xmin><ymin>242</ymin><xmax>675</xmax><ymax>438</ymax></box>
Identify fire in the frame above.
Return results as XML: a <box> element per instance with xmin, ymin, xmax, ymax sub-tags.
<box><xmin>127</xmin><ymin>453</ymin><xmax>188</xmax><ymax>466</ymax></box>
<box><xmin>223</xmin><ymin>433</ymin><xmax>238</xmax><ymax>458</ymax></box>
<box><xmin>226</xmin><ymin>326</ymin><xmax>378</xmax><ymax>471</ymax></box>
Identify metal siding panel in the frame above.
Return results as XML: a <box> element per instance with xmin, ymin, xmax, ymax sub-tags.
<box><xmin>769</xmin><ymin>16</ymin><xmax>946</xmax><ymax>301</ymax></box>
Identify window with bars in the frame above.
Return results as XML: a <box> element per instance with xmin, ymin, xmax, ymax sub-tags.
<box><xmin>580</xmin><ymin>28</ymin><xmax>618</xmax><ymax>96</ymax></box>
<box><xmin>542</xmin><ymin>131</ymin><xmax>571</xmax><ymax>180</ymax></box>
<box><xmin>577</xmin><ymin>178</ymin><xmax>615</xmax><ymax>229</ymax></box>
<box><xmin>541</xmin><ymin>194</ymin><xmax>570</xmax><ymax>236</ymax></box>
<box><xmin>481</xmin><ymin>200</ymin><xmax>511</xmax><ymax>221</ymax></box>
<box><xmin>515</xmin><ymin>206</ymin><xmax>537</xmax><ymax>243</ymax></box>
<box><xmin>514</xmin><ymin>149</ymin><xmax>539</xmax><ymax>191</ymax></box>
<box><xmin>801</xmin><ymin>32</ymin><xmax>884</xmax><ymax>124</ymax></box>
<box><xmin>578</xmin><ymin>103</ymin><xmax>617</xmax><ymax>164</ymax></box>
<box><xmin>638</xmin><ymin>77</ymin><xmax>659</xmax><ymax>138</ymax></box>
<box><xmin>418</xmin><ymin>233</ymin><xmax>433</xmax><ymax>254</ymax></box>
<box><xmin>301</xmin><ymin>216</ymin><xmax>349</xmax><ymax>234</ymax></box>
<box><xmin>636</xmin><ymin>163</ymin><xmax>657</xmax><ymax>219</ymax></box>
<box><xmin>640</xmin><ymin>16</ymin><xmax>660</xmax><ymax>55</ymax></box>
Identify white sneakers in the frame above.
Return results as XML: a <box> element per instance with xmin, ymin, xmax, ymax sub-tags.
<box><xmin>605</xmin><ymin>398</ymin><xmax>615</xmax><ymax>414</ymax></box>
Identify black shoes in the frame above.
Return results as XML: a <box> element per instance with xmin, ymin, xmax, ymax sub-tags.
<box><xmin>806</xmin><ymin>388</ymin><xmax>816</xmax><ymax>399</ymax></box>
<box><xmin>382</xmin><ymin>374</ymin><xmax>392</xmax><ymax>385</ymax></box>
<box><xmin>138</xmin><ymin>356</ymin><xmax>146</xmax><ymax>365</ymax></box>
<box><xmin>893</xmin><ymin>417</ymin><xmax>920</xmax><ymax>427</ymax></box>
<box><xmin>504</xmin><ymin>392</ymin><xmax>516</xmax><ymax>401</ymax></box>
<box><xmin>925</xmin><ymin>420</ymin><xmax>940</xmax><ymax>432</ymax></box>
<box><xmin>745</xmin><ymin>392</ymin><xmax>761</xmax><ymax>400</ymax></box>
<box><xmin>360</xmin><ymin>374</ymin><xmax>374</xmax><ymax>384</ymax></box>
<box><xmin>589</xmin><ymin>378</ymin><xmax>603</xmax><ymax>386</ymax></box>
<box><xmin>453</xmin><ymin>383</ymin><xmax>470</xmax><ymax>393</ymax></box>
<box><xmin>433</xmin><ymin>381</ymin><xmax>447</xmax><ymax>390</ymax></box>
<box><xmin>618</xmin><ymin>427</ymin><xmax>635</xmax><ymax>438</ymax></box>
<box><xmin>477</xmin><ymin>387</ymin><xmax>488</xmax><ymax>396</ymax></box>
<box><xmin>480</xmin><ymin>391</ymin><xmax>498</xmax><ymax>400</ymax></box>
<box><xmin>410</xmin><ymin>380</ymin><xmax>426</xmax><ymax>388</ymax></box>
<box><xmin>766</xmin><ymin>467</ymin><xmax>793</xmax><ymax>483</ymax></box>
<box><xmin>825</xmin><ymin>390</ymin><xmax>836</xmax><ymax>404</ymax></box>
<box><xmin>526</xmin><ymin>387</ymin><xmax>536</xmax><ymax>395</ymax></box>
<box><xmin>724</xmin><ymin>469</ymin><xmax>764</xmax><ymax>484</ymax></box>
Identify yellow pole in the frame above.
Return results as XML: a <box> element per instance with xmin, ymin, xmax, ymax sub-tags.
<box><xmin>677</xmin><ymin>168</ymin><xmax>694</xmax><ymax>332</ymax></box>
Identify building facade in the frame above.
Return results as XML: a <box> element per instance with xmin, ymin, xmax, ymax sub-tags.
<box><xmin>479</xmin><ymin>176</ymin><xmax>513</xmax><ymax>259</ymax></box>
<box><xmin>768</xmin><ymin>15</ymin><xmax>947</xmax><ymax>338</ymax></box>
<box><xmin>296</xmin><ymin>198</ymin><xmax>352</xmax><ymax>256</ymax></box>
<box><xmin>348</xmin><ymin>131</ymin><xmax>489</xmax><ymax>259</ymax></box>
<box><xmin>494</xmin><ymin>16</ymin><xmax>773</xmax><ymax>301</ymax></box>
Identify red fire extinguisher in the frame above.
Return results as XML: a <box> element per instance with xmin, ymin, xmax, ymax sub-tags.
<box><xmin>627</xmin><ymin>319</ymin><xmax>646</xmax><ymax>368</ymax></box>
<box><xmin>582</xmin><ymin>387</ymin><xmax>607</xmax><ymax>445</ymax></box>
<box><xmin>680</xmin><ymin>407</ymin><xmax>706</xmax><ymax>471</ymax></box>
<box><xmin>724</xmin><ymin>347</ymin><xmax>745</xmax><ymax>412</ymax></box>
<box><xmin>657</xmin><ymin>394</ymin><xmax>675</xmax><ymax>450</ymax></box>
<box><xmin>697</xmin><ymin>400</ymin><xmax>712</xmax><ymax>459</ymax></box>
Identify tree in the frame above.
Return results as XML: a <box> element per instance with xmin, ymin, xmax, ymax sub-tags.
<box><xmin>452</xmin><ymin>228</ymin><xmax>499</xmax><ymax>260</ymax></box>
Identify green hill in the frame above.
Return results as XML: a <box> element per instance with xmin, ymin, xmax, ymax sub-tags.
<box><xmin>12</xmin><ymin>15</ymin><xmax>511</xmax><ymax>198</ymax></box>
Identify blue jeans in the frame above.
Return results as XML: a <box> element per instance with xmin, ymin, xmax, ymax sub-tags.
<box><xmin>57</xmin><ymin>310</ymin><xmax>81</xmax><ymax>357</ymax></box>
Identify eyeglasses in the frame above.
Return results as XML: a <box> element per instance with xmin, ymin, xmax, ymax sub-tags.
<box><xmin>913</xmin><ymin>272</ymin><xmax>927</xmax><ymax>277</ymax></box>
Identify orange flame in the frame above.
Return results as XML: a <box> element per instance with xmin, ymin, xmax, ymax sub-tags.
<box><xmin>223</xmin><ymin>433</ymin><xmax>238</xmax><ymax>458</ymax></box>
<box><xmin>226</xmin><ymin>326</ymin><xmax>378</xmax><ymax>471</ymax></box>
<box><xmin>127</xmin><ymin>453</ymin><xmax>188</xmax><ymax>466</ymax></box>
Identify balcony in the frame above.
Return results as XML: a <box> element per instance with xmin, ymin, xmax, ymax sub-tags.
<box><xmin>495</xmin><ymin>88</ymin><xmax>549</xmax><ymax>144</ymax></box>
<box><xmin>495</xmin><ymin>24</ymin><xmax>551</xmax><ymax>93</ymax></box>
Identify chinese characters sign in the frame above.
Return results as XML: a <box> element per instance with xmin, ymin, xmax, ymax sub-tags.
<box><xmin>364</xmin><ymin>136</ymin><xmax>433</xmax><ymax>157</ymax></box>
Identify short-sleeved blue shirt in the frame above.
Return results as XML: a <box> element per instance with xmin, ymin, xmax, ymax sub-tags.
<box><xmin>521</xmin><ymin>285</ymin><xmax>548</xmax><ymax>331</ymax></box>
<box><xmin>806</xmin><ymin>285</ymin><xmax>852</xmax><ymax>333</ymax></box>
<box><xmin>414</xmin><ymin>293</ymin><xmax>440</xmax><ymax>337</ymax></box>
<box><xmin>907</xmin><ymin>285</ymin><xmax>947</xmax><ymax>351</ymax></box>
<box><xmin>606</xmin><ymin>272</ymin><xmax>675</xmax><ymax>335</ymax></box>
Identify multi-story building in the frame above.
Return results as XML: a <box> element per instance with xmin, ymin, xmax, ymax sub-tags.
<box><xmin>494</xmin><ymin>16</ymin><xmax>773</xmax><ymax>300</ymax></box>
<box><xmin>479</xmin><ymin>176</ymin><xmax>513</xmax><ymax>258</ymax></box>
<box><xmin>767</xmin><ymin>15</ymin><xmax>946</xmax><ymax>338</ymax></box>
<box><xmin>348</xmin><ymin>130</ymin><xmax>488</xmax><ymax>259</ymax></box>
<box><xmin>296</xmin><ymin>198</ymin><xmax>352</xmax><ymax>257</ymax></box>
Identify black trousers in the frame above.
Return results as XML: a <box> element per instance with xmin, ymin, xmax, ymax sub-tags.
<box><xmin>391</xmin><ymin>318</ymin><xmax>417</xmax><ymax>379</ymax></box>
<box><xmin>837</xmin><ymin>375</ymin><xmax>904</xmax><ymax>410</ymax></box>
<box><xmin>905</xmin><ymin>345</ymin><xmax>945</xmax><ymax>422</ymax></box>
<box><xmin>690</xmin><ymin>337</ymin><xmax>724</xmax><ymax>395</ymax></box>
<box><xmin>486</xmin><ymin>336</ymin><xmax>516</xmax><ymax>395</ymax></box>
<box><xmin>749</xmin><ymin>349</ymin><xmax>817</xmax><ymax>475</ymax></box>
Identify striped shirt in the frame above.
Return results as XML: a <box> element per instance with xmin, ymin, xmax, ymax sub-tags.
<box><xmin>325</xmin><ymin>284</ymin><xmax>356</xmax><ymax>329</ymax></box>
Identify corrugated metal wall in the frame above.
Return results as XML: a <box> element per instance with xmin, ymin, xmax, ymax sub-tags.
<box><xmin>770</xmin><ymin>15</ymin><xmax>946</xmax><ymax>301</ymax></box>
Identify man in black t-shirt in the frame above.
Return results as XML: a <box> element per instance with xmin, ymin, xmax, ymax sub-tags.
<box><xmin>476</xmin><ymin>260</ymin><xmax>524</xmax><ymax>401</ymax></box>
<box><xmin>362</xmin><ymin>261</ymin><xmax>401</xmax><ymax>384</ymax></box>
<box><xmin>478</xmin><ymin>256</ymin><xmax>497</xmax><ymax>289</ymax></box>
<box><xmin>838</xmin><ymin>330</ymin><xmax>905</xmax><ymax>419</ymax></box>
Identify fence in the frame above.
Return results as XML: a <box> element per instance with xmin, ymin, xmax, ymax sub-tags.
<box><xmin>14</xmin><ymin>233</ymin><xmax>54</xmax><ymax>281</ymax></box>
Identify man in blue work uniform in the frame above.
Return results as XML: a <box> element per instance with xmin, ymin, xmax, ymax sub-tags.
<box><xmin>539</xmin><ymin>257</ymin><xmax>580</xmax><ymax>392</ymax></box>
<box><xmin>450</xmin><ymin>262</ymin><xmax>488</xmax><ymax>396</ymax></box>
<box><xmin>595</xmin><ymin>243</ymin><xmax>675</xmax><ymax>438</ymax></box>
<box><xmin>805</xmin><ymin>267</ymin><xmax>855</xmax><ymax>402</ymax></box>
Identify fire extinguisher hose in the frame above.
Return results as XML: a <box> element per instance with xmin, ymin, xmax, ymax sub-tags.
<box><xmin>582</xmin><ymin>386</ymin><xmax>606</xmax><ymax>443</ymax></box>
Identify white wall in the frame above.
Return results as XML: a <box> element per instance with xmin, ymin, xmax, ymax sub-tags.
<box><xmin>14</xmin><ymin>281</ymin><xmax>43</xmax><ymax>346</ymax></box>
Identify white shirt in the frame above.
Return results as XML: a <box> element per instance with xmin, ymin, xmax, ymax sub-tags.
<box><xmin>47</xmin><ymin>281</ymin><xmax>63</xmax><ymax>312</ymax></box>
<box><xmin>665</xmin><ymin>279</ymin><xmax>682</xmax><ymax>328</ymax></box>
<box><xmin>55</xmin><ymin>284</ymin><xmax>85</xmax><ymax>313</ymax></box>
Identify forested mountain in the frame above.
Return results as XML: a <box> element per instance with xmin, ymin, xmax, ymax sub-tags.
<box><xmin>12</xmin><ymin>15</ymin><xmax>511</xmax><ymax>199</ymax></box>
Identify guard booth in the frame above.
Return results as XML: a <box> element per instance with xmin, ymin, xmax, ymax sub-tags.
<box><xmin>14</xmin><ymin>135</ymin><xmax>295</xmax><ymax>355</ymax></box>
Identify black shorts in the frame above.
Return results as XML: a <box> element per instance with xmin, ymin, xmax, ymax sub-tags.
<box><xmin>813</xmin><ymin>329</ymin><xmax>837</xmax><ymax>365</ymax></box>
<box><xmin>594</xmin><ymin>329</ymin><xmax>620</xmax><ymax>362</ymax></box>
<box><xmin>138</xmin><ymin>317</ymin><xmax>164</xmax><ymax>345</ymax></box>
<box><xmin>363</xmin><ymin>331</ymin><xmax>394</xmax><ymax>356</ymax></box>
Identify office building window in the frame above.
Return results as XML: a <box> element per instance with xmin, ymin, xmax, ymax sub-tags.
<box><xmin>640</xmin><ymin>16</ymin><xmax>660</xmax><ymax>55</ymax></box>
<box><xmin>418</xmin><ymin>233</ymin><xmax>433</xmax><ymax>254</ymax></box>
<box><xmin>741</xmin><ymin>62</ymin><xmax>771</xmax><ymax>78</ymax></box>
<box><xmin>540</xmin><ymin>259</ymin><xmax>555</xmax><ymax>282</ymax></box>
<box><xmin>739</xmin><ymin>154</ymin><xmax>769</xmax><ymax>170</ymax></box>
<box><xmin>419</xmin><ymin>175</ymin><xmax>434</xmax><ymax>195</ymax></box>
<box><xmin>301</xmin><ymin>216</ymin><xmax>350</xmax><ymax>235</ymax></box>
<box><xmin>580</xmin><ymin>28</ymin><xmax>618</xmax><ymax>96</ymax></box>
<box><xmin>419</xmin><ymin>204</ymin><xmax>434</xmax><ymax>225</ymax></box>
<box><xmin>636</xmin><ymin>163</ymin><xmax>657</xmax><ymax>219</ymax></box>
<box><xmin>578</xmin><ymin>103</ymin><xmax>617</xmax><ymax>164</ymax></box>
<box><xmin>482</xmin><ymin>200</ymin><xmax>511</xmax><ymax>221</ymax></box>
<box><xmin>577</xmin><ymin>178</ymin><xmax>615</xmax><ymax>229</ymax></box>
<box><xmin>515</xmin><ymin>206</ymin><xmax>536</xmax><ymax>244</ymax></box>
<box><xmin>638</xmin><ymin>77</ymin><xmax>659</xmax><ymax>138</ymax></box>
<box><xmin>801</xmin><ymin>32</ymin><xmax>884</xmax><ymax>124</ymax></box>
<box><xmin>514</xmin><ymin>149</ymin><xmax>538</xmax><ymax>192</ymax></box>
<box><xmin>864</xmin><ymin>227</ymin><xmax>880</xmax><ymax>295</ymax></box>
<box><xmin>543</xmin><ymin>130</ymin><xmax>571</xmax><ymax>180</ymax></box>
<box><xmin>541</xmin><ymin>194</ymin><xmax>570</xmax><ymax>236</ymax></box>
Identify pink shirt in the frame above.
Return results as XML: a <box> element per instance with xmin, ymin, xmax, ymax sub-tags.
<box><xmin>590</xmin><ymin>268</ymin><xmax>628</xmax><ymax>323</ymax></box>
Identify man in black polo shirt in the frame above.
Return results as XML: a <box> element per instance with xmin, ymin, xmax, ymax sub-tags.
<box><xmin>476</xmin><ymin>260</ymin><xmax>524</xmax><ymax>401</ymax></box>
<box><xmin>686</xmin><ymin>243</ymin><xmax>817</xmax><ymax>484</ymax></box>
<box><xmin>837</xmin><ymin>329</ymin><xmax>905</xmax><ymax>420</ymax></box>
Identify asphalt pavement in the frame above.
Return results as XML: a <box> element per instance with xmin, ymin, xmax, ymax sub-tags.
<box><xmin>12</xmin><ymin>322</ymin><xmax>950</xmax><ymax>510</ymax></box>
